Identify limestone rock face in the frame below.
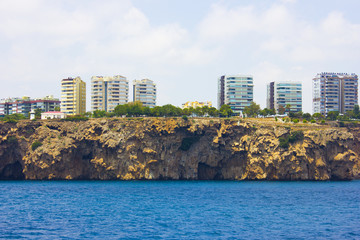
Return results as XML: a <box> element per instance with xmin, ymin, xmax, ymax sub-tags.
<box><xmin>0</xmin><ymin>118</ymin><xmax>359</xmax><ymax>180</ymax></box>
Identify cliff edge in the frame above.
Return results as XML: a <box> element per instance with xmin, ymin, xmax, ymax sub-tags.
<box><xmin>1</xmin><ymin>118</ymin><xmax>359</xmax><ymax>180</ymax></box>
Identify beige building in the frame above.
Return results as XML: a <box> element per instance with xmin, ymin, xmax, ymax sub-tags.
<box><xmin>182</xmin><ymin>101</ymin><xmax>212</xmax><ymax>109</ymax></box>
<box><xmin>61</xmin><ymin>77</ymin><xmax>86</xmax><ymax>115</ymax></box>
<box><xmin>91</xmin><ymin>75</ymin><xmax>129</xmax><ymax>112</ymax></box>
<box><xmin>133</xmin><ymin>79</ymin><xmax>156</xmax><ymax>108</ymax></box>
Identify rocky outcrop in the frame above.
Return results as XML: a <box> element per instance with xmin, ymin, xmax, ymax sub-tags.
<box><xmin>0</xmin><ymin>118</ymin><xmax>359</xmax><ymax>180</ymax></box>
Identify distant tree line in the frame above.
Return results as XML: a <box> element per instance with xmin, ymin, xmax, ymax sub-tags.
<box><xmin>242</xmin><ymin>102</ymin><xmax>360</xmax><ymax>122</ymax></box>
<box><xmin>89</xmin><ymin>102</ymin><xmax>235</xmax><ymax>118</ymax></box>
<box><xmin>3</xmin><ymin>101</ymin><xmax>360</xmax><ymax>122</ymax></box>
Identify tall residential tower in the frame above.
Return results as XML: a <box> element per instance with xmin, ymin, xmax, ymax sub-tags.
<box><xmin>61</xmin><ymin>77</ymin><xmax>86</xmax><ymax>115</ymax></box>
<box><xmin>91</xmin><ymin>75</ymin><xmax>129</xmax><ymax>112</ymax></box>
<box><xmin>218</xmin><ymin>75</ymin><xmax>253</xmax><ymax>114</ymax></box>
<box><xmin>313</xmin><ymin>72</ymin><xmax>358</xmax><ymax>115</ymax></box>
<box><xmin>267</xmin><ymin>81</ymin><xmax>302</xmax><ymax>113</ymax></box>
<box><xmin>133</xmin><ymin>79</ymin><xmax>156</xmax><ymax>108</ymax></box>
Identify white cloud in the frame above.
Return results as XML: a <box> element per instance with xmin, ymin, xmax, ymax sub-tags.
<box><xmin>198</xmin><ymin>4</ymin><xmax>256</xmax><ymax>40</ymax></box>
<box><xmin>0</xmin><ymin>0</ymin><xmax>359</xmax><ymax>113</ymax></box>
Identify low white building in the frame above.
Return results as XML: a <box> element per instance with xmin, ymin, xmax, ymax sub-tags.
<box><xmin>41</xmin><ymin>111</ymin><xmax>67</xmax><ymax>120</ymax></box>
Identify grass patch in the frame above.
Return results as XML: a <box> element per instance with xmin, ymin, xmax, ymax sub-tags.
<box><xmin>31</xmin><ymin>141</ymin><xmax>43</xmax><ymax>151</ymax></box>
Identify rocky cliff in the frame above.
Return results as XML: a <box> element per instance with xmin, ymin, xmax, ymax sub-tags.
<box><xmin>0</xmin><ymin>118</ymin><xmax>359</xmax><ymax>180</ymax></box>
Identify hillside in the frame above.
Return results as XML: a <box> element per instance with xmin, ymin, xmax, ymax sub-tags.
<box><xmin>0</xmin><ymin>117</ymin><xmax>359</xmax><ymax>180</ymax></box>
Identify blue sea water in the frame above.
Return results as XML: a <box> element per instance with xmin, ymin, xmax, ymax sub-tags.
<box><xmin>0</xmin><ymin>181</ymin><xmax>359</xmax><ymax>240</ymax></box>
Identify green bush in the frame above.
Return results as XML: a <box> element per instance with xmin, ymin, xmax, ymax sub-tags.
<box><xmin>321</xmin><ymin>120</ymin><xmax>325</xmax><ymax>124</ymax></box>
<box><xmin>302</xmin><ymin>119</ymin><xmax>307</xmax><ymax>123</ymax></box>
<box><xmin>279</xmin><ymin>131</ymin><xmax>304</xmax><ymax>149</ymax></box>
<box><xmin>279</xmin><ymin>137</ymin><xmax>289</xmax><ymax>149</ymax></box>
<box><xmin>5</xmin><ymin>119</ymin><xmax>18</xmax><ymax>123</ymax></box>
<box><xmin>288</xmin><ymin>131</ymin><xmax>304</xmax><ymax>143</ymax></box>
<box><xmin>310</xmin><ymin>119</ymin><xmax>316</xmax><ymax>123</ymax></box>
<box><xmin>2</xmin><ymin>113</ymin><xmax>26</xmax><ymax>123</ymax></box>
<box><xmin>293</xmin><ymin>119</ymin><xmax>299</xmax><ymax>123</ymax></box>
<box><xmin>32</xmin><ymin>141</ymin><xmax>43</xmax><ymax>151</ymax></box>
<box><xmin>182</xmin><ymin>115</ymin><xmax>188</xmax><ymax>121</ymax></box>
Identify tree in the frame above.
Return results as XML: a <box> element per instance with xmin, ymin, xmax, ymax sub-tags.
<box><xmin>34</xmin><ymin>108</ymin><xmax>42</xmax><ymax>119</ymax></box>
<box><xmin>312</xmin><ymin>112</ymin><xmax>324</xmax><ymax>120</ymax></box>
<box><xmin>193</xmin><ymin>107</ymin><xmax>203</xmax><ymax>117</ymax></box>
<box><xmin>84</xmin><ymin>112</ymin><xmax>92</xmax><ymax>118</ymax></box>
<box><xmin>243</xmin><ymin>102</ymin><xmax>260</xmax><ymax>117</ymax></box>
<box><xmin>278</xmin><ymin>105</ymin><xmax>285</xmax><ymax>115</ymax></box>
<box><xmin>2</xmin><ymin>113</ymin><xmax>26</xmax><ymax>122</ymax></box>
<box><xmin>326</xmin><ymin>111</ymin><xmax>339</xmax><ymax>120</ymax></box>
<box><xmin>181</xmin><ymin>107</ymin><xmax>192</xmax><ymax>116</ymax></box>
<box><xmin>159</xmin><ymin>104</ymin><xmax>182</xmax><ymax>117</ymax></box>
<box><xmin>353</xmin><ymin>105</ymin><xmax>360</xmax><ymax>119</ymax></box>
<box><xmin>114</xmin><ymin>104</ymin><xmax>129</xmax><ymax>116</ymax></box>
<box><xmin>302</xmin><ymin>113</ymin><xmax>312</xmax><ymax>121</ymax></box>
<box><xmin>201</xmin><ymin>106</ymin><xmax>210</xmax><ymax>116</ymax></box>
<box><xmin>259</xmin><ymin>109</ymin><xmax>267</xmax><ymax>117</ymax></box>
<box><xmin>259</xmin><ymin>108</ymin><xmax>274</xmax><ymax>117</ymax></box>
<box><xmin>127</xmin><ymin>101</ymin><xmax>144</xmax><ymax>116</ymax></box>
<box><xmin>219</xmin><ymin>104</ymin><xmax>233</xmax><ymax>117</ymax></box>
<box><xmin>92</xmin><ymin>110</ymin><xmax>107</xmax><ymax>118</ymax></box>
<box><xmin>288</xmin><ymin>112</ymin><xmax>296</xmax><ymax>118</ymax></box>
<box><xmin>150</xmin><ymin>106</ymin><xmax>162</xmax><ymax>117</ymax></box>
<box><xmin>55</xmin><ymin>106</ymin><xmax>60</xmax><ymax>111</ymax></box>
<box><xmin>207</xmin><ymin>107</ymin><xmax>219</xmax><ymax>117</ymax></box>
<box><xmin>285</xmin><ymin>104</ymin><xmax>291</xmax><ymax>113</ymax></box>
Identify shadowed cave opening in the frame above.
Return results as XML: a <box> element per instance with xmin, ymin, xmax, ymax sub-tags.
<box><xmin>197</xmin><ymin>163</ymin><xmax>222</xmax><ymax>180</ymax></box>
<box><xmin>0</xmin><ymin>161</ymin><xmax>24</xmax><ymax>180</ymax></box>
<box><xmin>179</xmin><ymin>136</ymin><xmax>200</xmax><ymax>151</ymax></box>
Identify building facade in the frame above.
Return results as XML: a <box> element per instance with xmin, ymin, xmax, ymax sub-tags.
<box><xmin>218</xmin><ymin>75</ymin><xmax>253</xmax><ymax>113</ymax></box>
<box><xmin>313</xmin><ymin>72</ymin><xmax>358</xmax><ymax>115</ymax></box>
<box><xmin>133</xmin><ymin>79</ymin><xmax>156</xmax><ymax>108</ymax></box>
<box><xmin>267</xmin><ymin>81</ymin><xmax>302</xmax><ymax>113</ymax></box>
<box><xmin>182</xmin><ymin>101</ymin><xmax>212</xmax><ymax>109</ymax></box>
<box><xmin>61</xmin><ymin>77</ymin><xmax>86</xmax><ymax>115</ymax></box>
<box><xmin>41</xmin><ymin>111</ymin><xmax>67</xmax><ymax>120</ymax></box>
<box><xmin>0</xmin><ymin>96</ymin><xmax>60</xmax><ymax>117</ymax></box>
<box><xmin>91</xmin><ymin>75</ymin><xmax>129</xmax><ymax>112</ymax></box>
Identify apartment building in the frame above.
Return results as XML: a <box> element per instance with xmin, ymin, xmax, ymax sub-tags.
<box><xmin>313</xmin><ymin>72</ymin><xmax>358</xmax><ymax>115</ymax></box>
<box><xmin>0</xmin><ymin>96</ymin><xmax>60</xmax><ymax>117</ymax></box>
<box><xmin>182</xmin><ymin>101</ymin><xmax>212</xmax><ymax>109</ymax></box>
<box><xmin>91</xmin><ymin>75</ymin><xmax>129</xmax><ymax>112</ymax></box>
<box><xmin>267</xmin><ymin>81</ymin><xmax>302</xmax><ymax>113</ymax></box>
<box><xmin>133</xmin><ymin>79</ymin><xmax>156</xmax><ymax>108</ymax></box>
<box><xmin>60</xmin><ymin>77</ymin><xmax>86</xmax><ymax>115</ymax></box>
<box><xmin>218</xmin><ymin>75</ymin><xmax>253</xmax><ymax>113</ymax></box>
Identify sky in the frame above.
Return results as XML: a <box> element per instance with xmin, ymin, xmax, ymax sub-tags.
<box><xmin>1</xmin><ymin>0</ymin><xmax>360</xmax><ymax>113</ymax></box>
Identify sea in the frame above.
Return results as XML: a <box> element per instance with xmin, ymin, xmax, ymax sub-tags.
<box><xmin>0</xmin><ymin>181</ymin><xmax>359</xmax><ymax>240</ymax></box>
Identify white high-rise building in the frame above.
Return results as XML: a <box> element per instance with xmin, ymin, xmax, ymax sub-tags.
<box><xmin>91</xmin><ymin>75</ymin><xmax>129</xmax><ymax>112</ymax></box>
<box><xmin>313</xmin><ymin>72</ymin><xmax>358</xmax><ymax>115</ymax></box>
<box><xmin>218</xmin><ymin>75</ymin><xmax>253</xmax><ymax>113</ymax></box>
<box><xmin>133</xmin><ymin>79</ymin><xmax>156</xmax><ymax>108</ymax></box>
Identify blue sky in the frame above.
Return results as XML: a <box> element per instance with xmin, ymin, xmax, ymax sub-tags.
<box><xmin>1</xmin><ymin>0</ymin><xmax>360</xmax><ymax>113</ymax></box>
